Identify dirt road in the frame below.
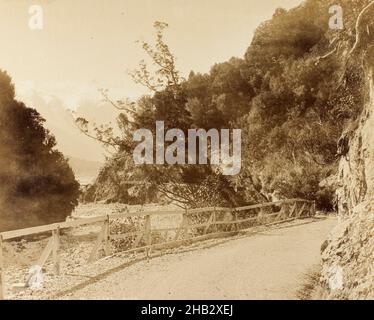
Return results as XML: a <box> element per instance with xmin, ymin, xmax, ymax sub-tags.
<box><xmin>58</xmin><ymin>217</ymin><xmax>335</xmax><ymax>300</ymax></box>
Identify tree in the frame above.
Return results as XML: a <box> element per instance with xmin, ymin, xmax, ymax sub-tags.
<box><xmin>77</xmin><ymin>22</ymin><xmax>242</xmax><ymax>208</ymax></box>
<box><xmin>0</xmin><ymin>70</ymin><xmax>80</xmax><ymax>231</ymax></box>
<box><xmin>82</xmin><ymin>1</ymin><xmax>370</xmax><ymax>210</ymax></box>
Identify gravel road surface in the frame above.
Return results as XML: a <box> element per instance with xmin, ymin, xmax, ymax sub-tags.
<box><xmin>59</xmin><ymin>217</ymin><xmax>335</xmax><ymax>300</ymax></box>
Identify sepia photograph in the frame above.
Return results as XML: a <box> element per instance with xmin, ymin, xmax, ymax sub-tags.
<box><xmin>0</xmin><ymin>0</ymin><xmax>373</xmax><ymax>304</ymax></box>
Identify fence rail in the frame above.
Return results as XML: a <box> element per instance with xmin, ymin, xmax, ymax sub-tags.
<box><xmin>0</xmin><ymin>198</ymin><xmax>316</xmax><ymax>299</ymax></box>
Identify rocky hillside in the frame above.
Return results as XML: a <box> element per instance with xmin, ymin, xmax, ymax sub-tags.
<box><xmin>320</xmin><ymin>63</ymin><xmax>374</xmax><ymax>299</ymax></box>
<box><xmin>319</xmin><ymin>0</ymin><xmax>374</xmax><ymax>299</ymax></box>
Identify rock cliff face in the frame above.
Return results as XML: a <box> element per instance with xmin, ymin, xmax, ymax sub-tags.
<box><xmin>320</xmin><ymin>47</ymin><xmax>374</xmax><ymax>299</ymax></box>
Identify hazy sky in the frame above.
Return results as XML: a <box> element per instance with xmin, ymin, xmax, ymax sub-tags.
<box><xmin>0</xmin><ymin>0</ymin><xmax>303</xmax><ymax>108</ymax></box>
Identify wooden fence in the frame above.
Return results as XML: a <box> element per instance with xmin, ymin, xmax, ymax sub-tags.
<box><xmin>0</xmin><ymin>198</ymin><xmax>315</xmax><ymax>299</ymax></box>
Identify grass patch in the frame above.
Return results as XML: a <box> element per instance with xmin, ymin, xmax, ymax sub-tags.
<box><xmin>297</xmin><ymin>265</ymin><xmax>322</xmax><ymax>300</ymax></box>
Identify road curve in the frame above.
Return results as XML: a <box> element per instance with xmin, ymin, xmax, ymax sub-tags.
<box><xmin>61</xmin><ymin>217</ymin><xmax>335</xmax><ymax>300</ymax></box>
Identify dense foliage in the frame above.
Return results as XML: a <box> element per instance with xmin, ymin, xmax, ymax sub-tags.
<box><xmin>0</xmin><ymin>71</ymin><xmax>80</xmax><ymax>231</ymax></box>
<box><xmin>85</xmin><ymin>0</ymin><xmax>369</xmax><ymax>210</ymax></box>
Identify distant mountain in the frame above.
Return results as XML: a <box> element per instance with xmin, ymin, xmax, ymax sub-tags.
<box><xmin>16</xmin><ymin>90</ymin><xmax>119</xmax><ymax>163</ymax></box>
<box><xmin>67</xmin><ymin>156</ymin><xmax>104</xmax><ymax>185</ymax></box>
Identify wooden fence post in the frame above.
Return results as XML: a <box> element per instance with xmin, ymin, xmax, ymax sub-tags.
<box><xmin>203</xmin><ymin>211</ymin><xmax>214</xmax><ymax>235</ymax></box>
<box><xmin>88</xmin><ymin>222</ymin><xmax>106</xmax><ymax>263</ymax></box>
<box><xmin>52</xmin><ymin>227</ymin><xmax>60</xmax><ymax>275</ymax></box>
<box><xmin>312</xmin><ymin>201</ymin><xmax>317</xmax><ymax>217</ymax></box>
<box><xmin>288</xmin><ymin>202</ymin><xmax>298</xmax><ymax>218</ymax></box>
<box><xmin>233</xmin><ymin>209</ymin><xmax>238</xmax><ymax>232</ymax></box>
<box><xmin>36</xmin><ymin>237</ymin><xmax>54</xmax><ymax>268</ymax></box>
<box><xmin>104</xmin><ymin>215</ymin><xmax>110</xmax><ymax>256</ymax></box>
<box><xmin>277</xmin><ymin>204</ymin><xmax>287</xmax><ymax>220</ymax></box>
<box><xmin>145</xmin><ymin>215</ymin><xmax>151</xmax><ymax>259</ymax></box>
<box><xmin>0</xmin><ymin>235</ymin><xmax>5</xmax><ymax>300</ymax></box>
<box><xmin>297</xmin><ymin>203</ymin><xmax>307</xmax><ymax>218</ymax></box>
<box><xmin>174</xmin><ymin>208</ymin><xmax>188</xmax><ymax>241</ymax></box>
<box><xmin>213</xmin><ymin>207</ymin><xmax>217</xmax><ymax>233</ymax></box>
<box><xmin>184</xmin><ymin>208</ymin><xmax>189</xmax><ymax>238</ymax></box>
